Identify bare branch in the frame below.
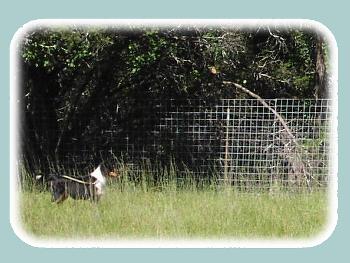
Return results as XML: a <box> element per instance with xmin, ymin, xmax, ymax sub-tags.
<box><xmin>222</xmin><ymin>80</ymin><xmax>311</xmax><ymax>190</ymax></box>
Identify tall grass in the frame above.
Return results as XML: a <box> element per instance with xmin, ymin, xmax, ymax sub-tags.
<box><xmin>19</xmin><ymin>162</ymin><xmax>329</xmax><ymax>239</ymax></box>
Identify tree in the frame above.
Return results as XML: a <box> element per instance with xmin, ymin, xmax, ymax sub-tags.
<box><xmin>18</xmin><ymin>24</ymin><xmax>330</xmax><ymax>175</ymax></box>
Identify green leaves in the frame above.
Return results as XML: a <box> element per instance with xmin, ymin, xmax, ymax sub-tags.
<box><xmin>126</xmin><ymin>32</ymin><xmax>167</xmax><ymax>76</ymax></box>
<box><xmin>20</xmin><ymin>25</ymin><xmax>327</xmax><ymax>100</ymax></box>
<box><xmin>21</xmin><ymin>28</ymin><xmax>115</xmax><ymax>75</ymax></box>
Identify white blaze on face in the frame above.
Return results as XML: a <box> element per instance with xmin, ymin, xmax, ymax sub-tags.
<box><xmin>90</xmin><ymin>165</ymin><xmax>106</xmax><ymax>195</ymax></box>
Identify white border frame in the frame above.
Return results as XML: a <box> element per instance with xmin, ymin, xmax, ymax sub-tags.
<box><xmin>10</xmin><ymin>19</ymin><xmax>338</xmax><ymax>248</ymax></box>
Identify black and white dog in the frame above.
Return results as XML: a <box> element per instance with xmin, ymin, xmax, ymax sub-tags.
<box><xmin>47</xmin><ymin>165</ymin><xmax>117</xmax><ymax>204</ymax></box>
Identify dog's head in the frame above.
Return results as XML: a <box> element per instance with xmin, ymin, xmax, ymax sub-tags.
<box><xmin>97</xmin><ymin>162</ymin><xmax>121</xmax><ymax>178</ymax></box>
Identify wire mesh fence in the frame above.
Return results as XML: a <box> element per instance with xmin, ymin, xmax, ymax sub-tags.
<box><xmin>23</xmin><ymin>98</ymin><xmax>332</xmax><ymax>191</ymax></box>
<box><xmin>114</xmin><ymin>99</ymin><xmax>332</xmax><ymax>190</ymax></box>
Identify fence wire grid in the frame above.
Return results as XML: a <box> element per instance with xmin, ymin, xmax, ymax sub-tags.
<box><xmin>25</xmin><ymin>98</ymin><xmax>333</xmax><ymax>190</ymax></box>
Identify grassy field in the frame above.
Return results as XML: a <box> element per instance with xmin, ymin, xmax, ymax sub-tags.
<box><xmin>19</xmin><ymin>181</ymin><xmax>329</xmax><ymax>240</ymax></box>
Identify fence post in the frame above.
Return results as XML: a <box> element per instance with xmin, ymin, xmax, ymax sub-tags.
<box><xmin>224</xmin><ymin>107</ymin><xmax>230</xmax><ymax>185</ymax></box>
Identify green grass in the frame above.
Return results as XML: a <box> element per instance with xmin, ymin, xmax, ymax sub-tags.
<box><xmin>19</xmin><ymin>183</ymin><xmax>328</xmax><ymax>239</ymax></box>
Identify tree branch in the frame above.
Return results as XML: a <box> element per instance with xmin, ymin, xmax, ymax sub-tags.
<box><xmin>223</xmin><ymin>81</ymin><xmax>296</xmax><ymax>142</ymax></box>
<box><xmin>222</xmin><ymin>80</ymin><xmax>311</xmax><ymax>190</ymax></box>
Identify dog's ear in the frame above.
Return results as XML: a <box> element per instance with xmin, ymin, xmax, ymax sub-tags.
<box><xmin>98</xmin><ymin>163</ymin><xmax>113</xmax><ymax>177</ymax></box>
<box><xmin>98</xmin><ymin>163</ymin><xmax>106</xmax><ymax>175</ymax></box>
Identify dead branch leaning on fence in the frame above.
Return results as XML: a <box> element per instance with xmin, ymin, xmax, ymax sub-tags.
<box><xmin>222</xmin><ymin>81</ymin><xmax>311</xmax><ymax>190</ymax></box>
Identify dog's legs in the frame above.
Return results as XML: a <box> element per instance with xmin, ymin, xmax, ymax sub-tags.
<box><xmin>91</xmin><ymin>189</ymin><xmax>101</xmax><ymax>203</ymax></box>
<box><xmin>54</xmin><ymin>191</ymin><xmax>68</xmax><ymax>204</ymax></box>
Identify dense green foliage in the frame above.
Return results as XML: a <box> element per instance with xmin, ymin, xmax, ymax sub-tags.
<box><xmin>21</xmin><ymin>25</ymin><xmax>327</xmax><ymax>100</ymax></box>
<box><xmin>18</xmin><ymin>24</ymin><xmax>329</xmax><ymax>174</ymax></box>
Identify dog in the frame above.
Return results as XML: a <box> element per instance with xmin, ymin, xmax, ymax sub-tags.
<box><xmin>47</xmin><ymin>165</ymin><xmax>117</xmax><ymax>204</ymax></box>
